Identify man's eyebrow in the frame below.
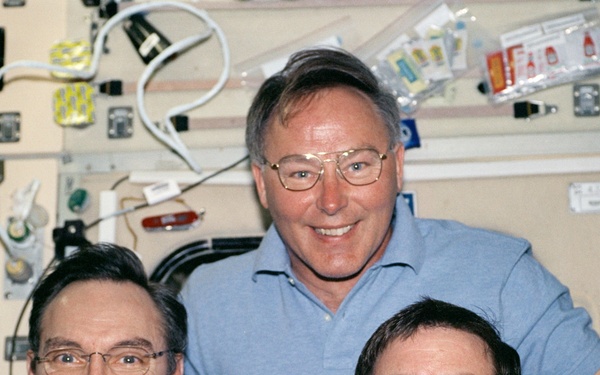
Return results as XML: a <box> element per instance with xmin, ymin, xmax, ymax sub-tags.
<box><xmin>112</xmin><ymin>338</ymin><xmax>154</xmax><ymax>350</ymax></box>
<box><xmin>42</xmin><ymin>337</ymin><xmax>82</xmax><ymax>351</ymax></box>
<box><xmin>41</xmin><ymin>337</ymin><xmax>155</xmax><ymax>352</ymax></box>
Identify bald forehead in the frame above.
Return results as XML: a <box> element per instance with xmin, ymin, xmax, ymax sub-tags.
<box><xmin>374</xmin><ymin>327</ymin><xmax>495</xmax><ymax>375</ymax></box>
<box><xmin>39</xmin><ymin>280</ymin><xmax>165</xmax><ymax>353</ymax></box>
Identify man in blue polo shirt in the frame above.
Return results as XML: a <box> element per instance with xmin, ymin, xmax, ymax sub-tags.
<box><xmin>181</xmin><ymin>47</ymin><xmax>600</xmax><ymax>375</ymax></box>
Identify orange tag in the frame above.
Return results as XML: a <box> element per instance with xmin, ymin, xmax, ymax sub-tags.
<box><xmin>486</xmin><ymin>51</ymin><xmax>507</xmax><ymax>94</ymax></box>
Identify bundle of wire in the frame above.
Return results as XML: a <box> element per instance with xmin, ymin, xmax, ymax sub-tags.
<box><xmin>0</xmin><ymin>1</ymin><xmax>231</xmax><ymax>173</ymax></box>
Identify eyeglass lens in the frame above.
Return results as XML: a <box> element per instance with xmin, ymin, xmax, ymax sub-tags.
<box><xmin>39</xmin><ymin>346</ymin><xmax>158</xmax><ymax>374</ymax></box>
<box><xmin>275</xmin><ymin>148</ymin><xmax>385</xmax><ymax>191</ymax></box>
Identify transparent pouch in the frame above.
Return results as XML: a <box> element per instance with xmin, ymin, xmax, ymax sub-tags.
<box><xmin>235</xmin><ymin>16</ymin><xmax>360</xmax><ymax>88</ymax></box>
<box><xmin>481</xmin><ymin>7</ymin><xmax>600</xmax><ymax>104</ymax></box>
<box><xmin>354</xmin><ymin>0</ymin><xmax>481</xmax><ymax>114</ymax></box>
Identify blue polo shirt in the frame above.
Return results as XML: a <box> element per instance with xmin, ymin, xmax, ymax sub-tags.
<box><xmin>181</xmin><ymin>195</ymin><xmax>600</xmax><ymax>375</ymax></box>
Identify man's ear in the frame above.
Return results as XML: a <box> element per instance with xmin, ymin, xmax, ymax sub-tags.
<box><xmin>251</xmin><ymin>163</ymin><xmax>269</xmax><ymax>209</ymax></box>
<box><xmin>174</xmin><ymin>353</ymin><xmax>185</xmax><ymax>375</ymax></box>
<box><xmin>26</xmin><ymin>350</ymin><xmax>36</xmax><ymax>375</ymax></box>
<box><xmin>393</xmin><ymin>144</ymin><xmax>405</xmax><ymax>193</ymax></box>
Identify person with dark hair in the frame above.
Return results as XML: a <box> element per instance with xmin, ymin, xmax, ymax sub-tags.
<box><xmin>355</xmin><ymin>298</ymin><xmax>521</xmax><ymax>375</ymax></box>
<box><xmin>181</xmin><ymin>47</ymin><xmax>600</xmax><ymax>375</ymax></box>
<box><xmin>27</xmin><ymin>242</ymin><xmax>186</xmax><ymax>375</ymax></box>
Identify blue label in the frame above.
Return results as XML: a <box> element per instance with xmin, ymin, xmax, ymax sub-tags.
<box><xmin>396</xmin><ymin>58</ymin><xmax>418</xmax><ymax>83</ymax></box>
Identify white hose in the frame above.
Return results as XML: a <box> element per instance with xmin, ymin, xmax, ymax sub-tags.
<box><xmin>0</xmin><ymin>1</ymin><xmax>231</xmax><ymax>173</ymax></box>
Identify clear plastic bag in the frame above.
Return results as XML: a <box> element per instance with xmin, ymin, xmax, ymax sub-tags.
<box><xmin>235</xmin><ymin>16</ymin><xmax>359</xmax><ymax>88</ymax></box>
<box><xmin>354</xmin><ymin>0</ymin><xmax>480</xmax><ymax>114</ymax></box>
<box><xmin>481</xmin><ymin>7</ymin><xmax>600</xmax><ymax>104</ymax></box>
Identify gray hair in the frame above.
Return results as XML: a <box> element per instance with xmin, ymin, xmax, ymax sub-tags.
<box><xmin>245</xmin><ymin>47</ymin><xmax>401</xmax><ymax>164</ymax></box>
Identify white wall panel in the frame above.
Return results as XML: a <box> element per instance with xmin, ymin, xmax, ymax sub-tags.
<box><xmin>1</xmin><ymin>2</ymin><xmax>600</xmax><ymax>375</ymax></box>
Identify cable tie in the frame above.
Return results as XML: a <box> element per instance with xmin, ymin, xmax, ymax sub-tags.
<box><xmin>98</xmin><ymin>80</ymin><xmax>123</xmax><ymax>96</ymax></box>
<box><xmin>513</xmin><ymin>100</ymin><xmax>558</xmax><ymax>121</ymax></box>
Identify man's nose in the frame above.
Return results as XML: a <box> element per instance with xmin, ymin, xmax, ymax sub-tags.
<box><xmin>316</xmin><ymin>161</ymin><xmax>348</xmax><ymax>215</ymax></box>
<box><xmin>86</xmin><ymin>353</ymin><xmax>109</xmax><ymax>375</ymax></box>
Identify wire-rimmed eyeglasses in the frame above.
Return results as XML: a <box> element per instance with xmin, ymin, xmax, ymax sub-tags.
<box><xmin>34</xmin><ymin>346</ymin><xmax>172</xmax><ymax>375</ymax></box>
<box><xmin>264</xmin><ymin>148</ymin><xmax>387</xmax><ymax>191</ymax></box>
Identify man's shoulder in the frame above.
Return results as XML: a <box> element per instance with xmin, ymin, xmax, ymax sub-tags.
<box><xmin>413</xmin><ymin>217</ymin><xmax>532</xmax><ymax>267</ymax></box>
<box><xmin>183</xmin><ymin>249</ymin><xmax>258</xmax><ymax>289</ymax></box>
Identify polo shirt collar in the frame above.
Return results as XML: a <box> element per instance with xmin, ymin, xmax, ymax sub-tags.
<box><xmin>252</xmin><ymin>194</ymin><xmax>425</xmax><ymax>278</ymax></box>
<box><xmin>377</xmin><ymin>195</ymin><xmax>425</xmax><ymax>274</ymax></box>
<box><xmin>253</xmin><ymin>225</ymin><xmax>290</xmax><ymax>278</ymax></box>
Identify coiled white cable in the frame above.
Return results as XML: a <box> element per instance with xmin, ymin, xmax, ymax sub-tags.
<box><xmin>0</xmin><ymin>1</ymin><xmax>231</xmax><ymax>173</ymax></box>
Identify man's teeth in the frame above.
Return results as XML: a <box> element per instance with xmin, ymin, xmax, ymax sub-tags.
<box><xmin>315</xmin><ymin>225</ymin><xmax>353</xmax><ymax>236</ymax></box>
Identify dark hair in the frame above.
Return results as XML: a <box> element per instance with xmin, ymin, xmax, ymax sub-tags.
<box><xmin>355</xmin><ymin>297</ymin><xmax>521</xmax><ymax>375</ymax></box>
<box><xmin>245</xmin><ymin>47</ymin><xmax>401</xmax><ymax>164</ymax></box>
<box><xmin>28</xmin><ymin>243</ymin><xmax>187</xmax><ymax>375</ymax></box>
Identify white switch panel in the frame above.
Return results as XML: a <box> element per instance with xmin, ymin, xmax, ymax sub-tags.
<box><xmin>569</xmin><ymin>182</ymin><xmax>600</xmax><ymax>213</ymax></box>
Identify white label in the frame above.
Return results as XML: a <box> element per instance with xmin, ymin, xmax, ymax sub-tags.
<box><xmin>569</xmin><ymin>182</ymin><xmax>600</xmax><ymax>213</ymax></box>
<box><xmin>500</xmin><ymin>24</ymin><xmax>543</xmax><ymax>49</ymax></box>
<box><xmin>143</xmin><ymin>179</ymin><xmax>181</xmax><ymax>205</ymax></box>
<box><xmin>542</xmin><ymin>13</ymin><xmax>585</xmax><ymax>34</ymax></box>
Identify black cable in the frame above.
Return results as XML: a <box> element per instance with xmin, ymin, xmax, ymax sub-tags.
<box><xmin>84</xmin><ymin>201</ymin><xmax>148</xmax><ymax>231</ymax></box>
<box><xmin>84</xmin><ymin>155</ymin><xmax>250</xmax><ymax>231</ymax></box>
<box><xmin>8</xmin><ymin>256</ymin><xmax>58</xmax><ymax>375</ymax></box>
<box><xmin>181</xmin><ymin>154</ymin><xmax>249</xmax><ymax>194</ymax></box>
<box><xmin>110</xmin><ymin>174</ymin><xmax>130</xmax><ymax>190</ymax></box>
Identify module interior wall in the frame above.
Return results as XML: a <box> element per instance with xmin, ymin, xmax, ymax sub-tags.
<box><xmin>61</xmin><ymin>1</ymin><xmax>600</xmax><ymax>155</ymax></box>
<box><xmin>2</xmin><ymin>2</ymin><xmax>600</xmax><ymax>375</ymax></box>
